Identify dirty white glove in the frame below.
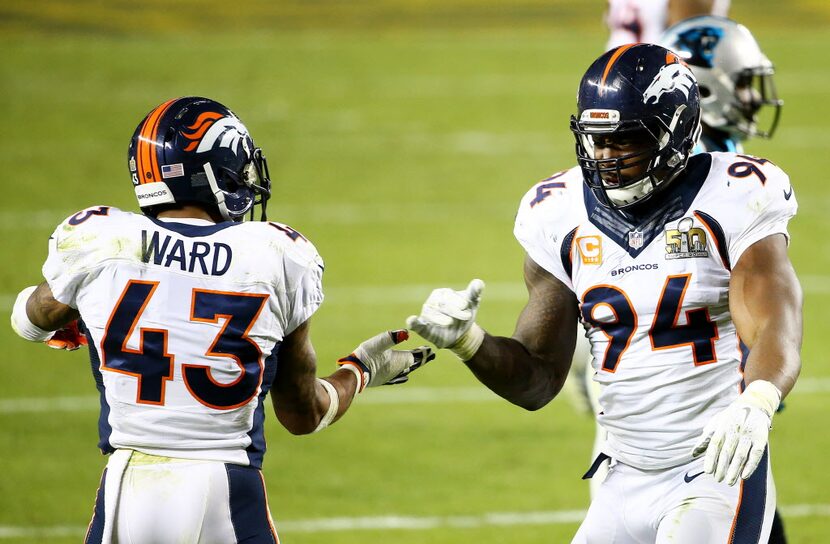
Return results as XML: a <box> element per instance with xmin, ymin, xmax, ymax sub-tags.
<box><xmin>691</xmin><ymin>380</ymin><xmax>781</xmax><ymax>486</ymax></box>
<box><xmin>406</xmin><ymin>279</ymin><xmax>486</xmax><ymax>361</ymax></box>
<box><xmin>337</xmin><ymin>330</ymin><xmax>435</xmax><ymax>393</ymax></box>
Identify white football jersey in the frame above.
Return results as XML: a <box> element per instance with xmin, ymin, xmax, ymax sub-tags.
<box><xmin>606</xmin><ymin>0</ymin><xmax>669</xmax><ymax>50</ymax></box>
<box><xmin>43</xmin><ymin>207</ymin><xmax>324</xmax><ymax>468</ymax></box>
<box><xmin>605</xmin><ymin>0</ymin><xmax>731</xmax><ymax>51</ymax></box>
<box><xmin>515</xmin><ymin>152</ymin><xmax>796</xmax><ymax>469</ymax></box>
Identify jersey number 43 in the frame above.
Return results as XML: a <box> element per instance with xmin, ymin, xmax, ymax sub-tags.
<box><xmin>101</xmin><ymin>280</ymin><xmax>269</xmax><ymax>409</ymax></box>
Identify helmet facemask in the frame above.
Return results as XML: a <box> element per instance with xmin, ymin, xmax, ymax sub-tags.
<box><xmin>728</xmin><ymin>67</ymin><xmax>782</xmax><ymax>139</ymax></box>
<box><xmin>204</xmin><ymin>147</ymin><xmax>272</xmax><ymax>222</ymax></box>
<box><xmin>572</xmin><ymin>112</ymin><xmax>700</xmax><ymax>210</ymax></box>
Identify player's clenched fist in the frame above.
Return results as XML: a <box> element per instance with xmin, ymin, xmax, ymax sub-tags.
<box><xmin>406</xmin><ymin>279</ymin><xmax>486</xmax><ymax>361</ymax></box>
<box><xmin>337</xmin><ymin>330</ymin><xmax>435</xmax><ymax>392</ymax></box>
<box><xmin>691</xmin><ymin>380</ymin><xmax>781</xmax><ymax>486</ymax></box>
<box><xmin>46</xmin><ymin>320</ymin><xmax>88</xmax><ymax>351</ymax></box>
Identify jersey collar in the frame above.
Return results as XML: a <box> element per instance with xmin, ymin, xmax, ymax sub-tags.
<box><xmin>583</xmin><ymin>153</ymin><xmax>712</xmax><ymax>258</ymax></box>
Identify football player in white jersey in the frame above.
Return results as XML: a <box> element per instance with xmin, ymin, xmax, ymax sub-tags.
<box><xmin>408</xmin><ymin>44</ymin><xmax>801</xmax><ymax>543</ymax></box>
<box><xmin>590</xmin><ymin>17</ymin><xmax>789</xmax><ymax>542</ymax></box>
<box><xmin>582</xmin><ymin>17</ymin><xmax>790</xmax><ymax>544</ymax></box>
<box><xmin>606</xmin><ymin>0</ymin><xmax>731</xmax><ymax>51</ymax></box>
<box><xmin>10</xmin><ymin>97</ymin><xmax>433</xmax><ymax>544</ymax></box>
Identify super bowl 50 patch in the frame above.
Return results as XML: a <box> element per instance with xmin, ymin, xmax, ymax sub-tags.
<box><xmin>665</xmin><ymin>217</ymin><xmax>708</xmax><ymax>259</ymax></box>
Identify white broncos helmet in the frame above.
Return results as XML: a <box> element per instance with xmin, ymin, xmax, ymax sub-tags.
<box><xmin>660</xmin><ymin>15</ymin><xmax>782</xmax><ymax>140</ymax></box>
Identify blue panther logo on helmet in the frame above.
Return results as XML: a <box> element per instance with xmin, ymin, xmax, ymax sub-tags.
<box><xmin>674</xmin><ymin>27</ymin><xmax>725</xmax><ymax>68</ymax></box>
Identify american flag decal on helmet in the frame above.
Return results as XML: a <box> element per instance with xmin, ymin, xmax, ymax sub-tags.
<box><xmin>161</xmin><ymin>163</ymin><xmax>184</xmax><ymax>179</ymax></box>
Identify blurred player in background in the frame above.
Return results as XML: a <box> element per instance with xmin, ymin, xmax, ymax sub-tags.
<box><xmin>10</xmin><ymin>96</ymin><xmax>433</xmax><ymax>544</ymax></box>
<box><xmin>606</xmin><ymin>0</ymin><xmax>730</xmax><ymax>50</ymax></box>
<box><xmin>664</xmin><ymin>16</ymin><xmax>783</xmax><ymax>153</ymax></box>
<box><xmin>409</xmin><ymin>44</ymin><xmax>801</xmax><ymax>542</ymax></box>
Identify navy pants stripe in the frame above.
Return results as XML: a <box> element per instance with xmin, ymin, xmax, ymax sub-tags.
<box><xmin>85</xmin><ymin>468</ymin><xmax>107</xmax><ymax>544</ymax></box>
<box><xmin>730</xmin><ymin>447</ymin><xmax>770</xmax><ymax>543</ymax></box>
<box><xmin>227</xmin><ymin>464</ymin><xmax>279</xmax><ymax>544</ymax></box>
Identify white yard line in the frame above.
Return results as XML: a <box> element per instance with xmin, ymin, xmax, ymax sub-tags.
<box><xmin>0</xmin><ymin>395</ymin><xmax>100</xmax><ymax>414</ymax></box>
<box><xmin>0</xmin><ymin>504</ymin><xmax>827</xmax><ymax>537</ymax></box>
<box><xmin>1</xmin><ymin>378</ymin><xmax>828</xmax><ymax>415</ymax></box>
<box><xmin>793</xmin><ymin>377</ymin><xmax>830</xmax><ymax>394</ymax></box>
<box><xmin>277</xmin><ymin>509</ymin><xmax>588</xmax><ymax>533</ymax></box>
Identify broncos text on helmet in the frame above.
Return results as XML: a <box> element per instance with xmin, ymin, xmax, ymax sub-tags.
<box><xmin>128</xmin><ymin>97</ymin><xmax>271</xmax><ymax>222</ymax></box>
<box><xmin>570</xmin><ymin>43</ymin><xmax>702</xmax><ymax>210</ymax></box>
<box><xmin>660</xmin><ymin>15</ymin><xmax>782</xmax><ymax>141</ymax></box>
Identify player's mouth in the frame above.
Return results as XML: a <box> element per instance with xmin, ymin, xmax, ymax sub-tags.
<box><xmin>601</xmin><ymin>174</ymin><xmax>622</xmax><ymax>187</ymax></box>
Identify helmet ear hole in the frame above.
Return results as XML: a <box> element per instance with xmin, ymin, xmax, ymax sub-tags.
<box><xmin>219</xmin><ymin>169</ymin><xmax>241</xmax><ymax>193</ymax></box>
<box><xmin>164</xmin><ymin>126</ymin><xmax>176</xmax><ymax>143</ymax></box>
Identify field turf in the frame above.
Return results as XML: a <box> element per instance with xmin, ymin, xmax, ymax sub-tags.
<box><xmin>1</xmin><ymin>2</ymin><xmax>828</xmax><ymax>542</ymax></box>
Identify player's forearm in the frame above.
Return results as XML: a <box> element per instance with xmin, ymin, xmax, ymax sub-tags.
<box><xmin>273</xmin><ymin>369</ymin><xmax>358</xmax><ymax>435</ymax></box>
<box><xmin>739</xmin><ymin>290</ymin><xmax>802</xmax><ymax>398</ymax></box>
<box><xmin>463</xmin><ymin>334</ymin><xmax>565</xmax><ymax>411</ymax></box>
<box><xmin>742</xmin><ymin>321</ymin><xmax>801</xmax><ymax>399</ymax></box>
<box><xmin>730</xmin><ymin>235</ymin><xmax>803</xmax><ymax>399</ymax></box>
<box><xmin>26</xmin><ymin>282</ymin><xmax>78</xmax><ymax>330</ymax></box>
<box><xmin>320</xmin><ymin>368</ymin><xmax>359</xmax><ymax>422</ymax></box>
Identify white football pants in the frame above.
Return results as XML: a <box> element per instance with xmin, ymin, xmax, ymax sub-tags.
<box><xmin>85</xmin><ymin>450</ymin><xmax>279</xmax><ymax>543</ymax></box>
<box><xmin>573</xmin><ymin>451</ymin><xmax>776</xmax><ymax>544</ymax></box>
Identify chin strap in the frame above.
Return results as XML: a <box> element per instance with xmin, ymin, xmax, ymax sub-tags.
<box><xmin>203</xmin><ymin>162</ymin><xmax>233</xmax><ymax>222</ymax></box>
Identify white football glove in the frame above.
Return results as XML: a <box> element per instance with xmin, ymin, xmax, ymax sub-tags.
<box><xmin>691</xmin><ymin>380</ymin><xmax>781</xmax><ymax>486</ymax></box>
<box><xmin>406</xmin><ymin>279</ymin><xmax>486</xmax><ymax>361</ymax></box>
<box><xmin>337</xmin><ymin>330</ymin><xmax>435</xmax><ymax>393</ymax></box>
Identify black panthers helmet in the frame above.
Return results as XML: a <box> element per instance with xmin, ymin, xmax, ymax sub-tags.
<box><xmin>570</xmin><ymin>44</ymin><xmax>702</xmax><ymax>210</ymax></box>
<box><xmin>128</xmin><ymin>97</ymin><xmax>271</xmax><ymax>221</ymax></box>
<box><xmin>660</xmin><ymin>15</ymin><xmax>782</xmax><ymax>141</ymax></box>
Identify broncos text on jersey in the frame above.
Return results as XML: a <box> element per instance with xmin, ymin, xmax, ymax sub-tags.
<box><xmin>514</xmin><ymin>152</ymin><xmax>796</xmax><ymax>469</ymax></box>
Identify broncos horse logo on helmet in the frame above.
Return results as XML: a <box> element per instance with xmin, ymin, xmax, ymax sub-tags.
<box><xmin>181</xmin><ymin>112</ymin><xmax>253</xmax><ymax>157</ymax></box>
<box><xmin>128</xmin><ymin>97</ymin><xmax>271</xmax><ymax>222</ymax></box>
<box><xmin>642</xmin><ymin>59</ymin><xmax>697</xmax><ymax>105</ymax></box>
<box><xmin>570</xmin><ymin>44</ymin><xmax>701</xmax><ymax>210</ymax></box>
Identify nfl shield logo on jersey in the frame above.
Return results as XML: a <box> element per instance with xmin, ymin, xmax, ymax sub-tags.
<box><xmin>628</xmin><ymin>229</ymin><xmax>644</xmax><ymax>249</ymax></box>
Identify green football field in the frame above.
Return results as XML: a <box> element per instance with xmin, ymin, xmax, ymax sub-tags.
<box><xmin>1</xmin><ymin>1</ymin><xmax>828</xmax><ymax>542</ymax></box>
